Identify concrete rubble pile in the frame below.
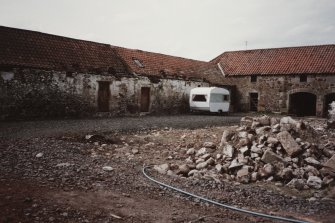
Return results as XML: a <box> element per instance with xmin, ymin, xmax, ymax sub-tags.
<box><xmin>154</xmin><ymin>115</ymin><xmax>335</xmax><ymax>190</ymax></box>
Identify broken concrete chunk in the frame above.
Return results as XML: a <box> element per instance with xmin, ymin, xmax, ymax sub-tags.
<box><xmin>196</xmin><ymin>147</ymin><xmax>208</xmax><ymax>156</ymax></box>
<box><xmin>154</xmin><ymin>163</ymin><xmax>170</xmax><ymax>174</ymax></box>
<box><xmin>257</xmin><ymin>115</ymin><xmax>271</xmax><ymax>126</ymax></box>
<box><xmin>278</xmin><ymin>167</ymin><xmax>293</xmax><ymax>180</ymax></box>
<box><xmin>186</xmin><ymin>148</ymin><xmax>195</xmax><ymax>155</ymax></box>
<box><xmin>223</xmin><ymin>144</ymin><xmax>235</xmax><ymax>158</ymax></box>
<box><xmin>240</xmin><ymin>146</ymin><xmax>249</xmax><ymax>155</ymax></box>
<box><xmin>177</xmin><ymin>164</ymin><xmax>190</xmax><ymax>175</ymax></box>
<box><xmin>261</xmin><ymin>150</ymin><xmax>284</xmax><ymax>164</ymax></box>
<box><xmin>102</xmin><ymin>166</ymin><xmax>114</xmax><ymax>171</ymax></box>
<box><xmin>259</xmin><ymin>163</ymin><xmax>275</xmax><ymax>178</ymax></box>
<box><xmin>236</xmin><ymin>166</ymin><xmax>251</xmax><ymax>183</ymax></box>
<box><xmin>203</xmin><ymin>142</ymin><xmax>216</xmax><ymax>149</ymax></box>
<box><xmin>307</xmin><ymin>176</ymin><xmax>323</xmax><ymax>189</ymax></box>
<box><xmin>238</xmin><ymin>131</ymin><xmax>248</xmax><ymax>138</ymax></box>
<box><xmin>56</xmin><ymin>162</ymin><xmax>72</xmax><ymax>167</ymax></box>
<box><xmin>185</xmin><ymin>156</ymin><xmax>194</xmax><ymax>164</ymax></box>
<box><xmin>229</xmin><ymin>158</ymin><xmax>243</xmax><ymax>169</ymax></box>
<box><xmin>220</xmin><ymin>130</ymin><xmax>235</xmax><ymax>146</ymax></box>
<box><xmin>195</xmin><ymin>158</ymin><xmax>205</xmax><ymax>164</ymax></box>
<box><xmin>206</xmin><ymin>157</ymin><xmax>215</xmax><ymax>166</ymax></box>
<box><xmin>215</xmin><ymin>164</ymin><xmax>223</xmax><ymax>173</ymax></box>
<box><xmin>196</xmin><ymin>162</ymin><xmax>208</xmax><ymax>170</ymax></box>
<box><xmin>251</xmin><ymin>172</ymin><xmax>259</xmax><ymax>182</ymax></box>
<box><xmin>240</xmin><ymin>116</ymin><xmax>253</xmax><ymax>127</ymax></box>
<box><xmin>304</xmin><ymin>157</ymin><xmax>321</xmax><ymax>166</ymax></box>
<box><xmin>270</xmin><ymin>117</ymin><xmax>280</xmax><ymax>126</ymax></box>
<box><xmin>267</xmin><ymin>137</ymin><xmax>279</xmax><ymax>144</ymax></box>
<box><xmin>188</xmin><ymin>169</ymin><xmax>200</xmax><ymax>177</ymax></box>
<box><xmin>277</xmin><ymin>131</ymin><xmax>302</xmax><ymax>156</ymax></box>
<box><xmin>35</xmin><ymin>152</ymin><xmax>43</xmax><ymax>158</ymax></box>
<box><xmin>251</xmin><ymin>144</ymin><xmax>263</xmax><ymax>154</ymax></box>
<box><xmin>256</xmin><ymin>126</ymin><xmax>271</xmax><ymax>135</ymax></box>
<box><xmin>323</xmin><ymin>154</ymin><xmax>335</xmax><ymax>171</ymax></box>
<box><xmin>236</xmin><ymin>138</ymin><xmax>250</xmax><ymax>148</ymax></box>
<box><xmin>287</xmin><ymin>178</ymin><xmax>306</xmax><ymax>190</ymax></box>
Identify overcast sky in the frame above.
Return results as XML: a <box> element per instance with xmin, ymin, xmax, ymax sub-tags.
<box><xmin>0</xmin><ymin>0</ymin><xmax>334</xmax><ymax>61</ymax></box>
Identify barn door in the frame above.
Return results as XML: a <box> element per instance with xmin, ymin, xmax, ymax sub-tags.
<box><xmin>98</xmin><ymin>81</ymin><xmax>110</xmax><ymax>112</ymax></box>
<box><xmin>140</xmin><ymin>87</ymin><xmax>150</xmax><ymax>112</ymax></box>
<box><xmin>249</xmin><ymin>93</ymin><xmax>258</xmax><ymax>111</ymax></box>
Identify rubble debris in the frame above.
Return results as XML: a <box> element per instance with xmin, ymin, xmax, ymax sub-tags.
<box><xmin>277</xmin><ymin>131</ymin><xmax>302</xmax><ymax>156</ymax></box>
<box><xmin>154</xmin><ymin>163</ymin><xmax>170</xmax><ymax>174</ymax></box>
<box><xmin>102</xmin><ymin>166</ymin><xmax>114</xmax><ymax>171</ymax></box>
<box><xmin>307</xmin><ymin>176</ymin><xmax>323</xmax><ymax>189</ymax></box>
<box><xmin>35</xmin><ymin>152</ymin><xmax>43</xmax><ymax>158</ymax></box>
<box><xmin>153</xmin><ymin>115</ymin><xmax>335</xmax><ymax>191</ymax></box>
<box><xmin>261</xmin><ymin>150</ymin><xmax>284</xmax><ymax>164</ymax></box>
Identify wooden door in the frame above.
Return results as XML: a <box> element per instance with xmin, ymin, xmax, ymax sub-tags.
<box><xmin>98</xmin><ymin>82</ymin><xmax>110</xmax><ymax>112</ymax></box>
<box><xmin>140</xmin><ymin>87</ymin><xmax>150</xmax><ymax>112</ymax></box>
<box><xmin>249</xmin><ymin>93</ymin><xmax>258</xmax><ymax>111</ymax></box>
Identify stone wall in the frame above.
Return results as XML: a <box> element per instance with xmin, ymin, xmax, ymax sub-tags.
<box><xmin>0</xmin><ymin>68</ymin><xmax>209</xmax><ymax>120</ymax></box>
<box><xmin>221</xmin><ymin>74</ymin><xmax>335</xmax><ymax>116</ymax></box>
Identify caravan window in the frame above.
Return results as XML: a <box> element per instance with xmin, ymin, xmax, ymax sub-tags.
<box><xmin>223</xmin><ymin>95</ymin><xmax>230</xmax><ymax>101</ymax></box>
<box><xmin>210</xmin><ymin>94</ymin><xmax>230</xmax><ymax>102</ymax></box>
<box><xmin>192</xmin><ymin>94</ymin><xmax>207</xmax><ymax>102</ymax></box>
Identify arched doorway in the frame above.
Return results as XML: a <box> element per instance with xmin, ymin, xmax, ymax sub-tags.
<box><xmin>289</xmin><ymin>92</ymin><xmax>316</xmax><ymax>116</ymax></box>
<box><xmin>324</xmin><ymin>93</ymin><xmax>335</xmax><ymax>117</ymax></box>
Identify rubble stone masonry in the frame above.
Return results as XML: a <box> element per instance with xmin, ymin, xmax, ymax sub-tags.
<box><xmin>0</xmin><ymin>68</ymin><xmax>209</xmax><ymax>120</ymax></box>
<box><xmin>220</xmin><ymin>74</ymin><xmax>335</xmax><ymax>116</ymax></box>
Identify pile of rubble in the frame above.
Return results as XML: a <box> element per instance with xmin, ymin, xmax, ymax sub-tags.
<box><xmin>154</xmin><ymin>116</ymin><xmax>335</xmax><ymax>190</ymax></box>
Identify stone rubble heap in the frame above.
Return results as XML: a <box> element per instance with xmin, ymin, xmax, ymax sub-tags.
<box><xmin>154</xmin><ymin>116</ymin><xmax>335</xmax><ymax>190</ymax></box>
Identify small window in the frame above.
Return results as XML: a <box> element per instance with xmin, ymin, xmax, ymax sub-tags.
<box><xmin>251</xmin><ymin>76</ymin><xmax>257</xmax><ymax>82</ymax></box>
<box><xmin>224</xmin><ymin>95</ymin><xmax>230</xmax><ymax>101</ymax></box>
<box><xmin>300</xmin><ymin>74</ymin><xmax>307</xmax><ymax>82</ymax></box>
<box><xmin>66</xmin><ymin>71</ymin><xmax>74</xmax><ymax>78</ymax></box>
<box><xmin>192</xmin><ymin>94</ymin><xmax>207</xmax><ymax>102</ymax></box>
<box><xmin>133</xmin><ymin>58</ymin><xmax>144</xmax><ymax>68</ymax></box>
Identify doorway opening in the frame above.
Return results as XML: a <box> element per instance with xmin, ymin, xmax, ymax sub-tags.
<box><xmin>249</xmin><ymin>93</ymin><xmax>258</xmax><ymax>111</ymax></box>
<box><xmin>98</xmin><ymin>81</ymin><xmax>110</xmax><ymax>112</ymax></box>
<box><xmin>289</xmin><ymin>92</ymin><xmax>316</xmax><ymax>116</ymax></box>
<box><xmin>140</xmin><ymin>87</ymin><xmax>150</xmax><ymax>112</ymax></box>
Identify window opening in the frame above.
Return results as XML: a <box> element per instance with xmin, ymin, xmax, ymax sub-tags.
<box><xmin>133</xmin><ymin>58</ymin><xmax>144</xmax><ymax>68</ymax></box>
<box><xmin>192</xmin><ymin>94</ymin><xmax>207</xmax><ymax>102</ymax></box>
<box><xmin>251</xmin><ymin>76</ymin><xmax>257</xmax><ymax>82</ymax></box>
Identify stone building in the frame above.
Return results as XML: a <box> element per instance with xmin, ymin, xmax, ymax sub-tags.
<box><xmin>0</xmin><ymin>26</ymin><xmax>222</xmax><ymax>120</ymax></box>
<box><xmin>1</xmin><ymin>25</ymin><xmax>334</xmax><ymax>120</ymax></box>
<box><xmin>211</xmin><ymin>45</ymin><xmax>335</xmax><ymax>117</ymax></box>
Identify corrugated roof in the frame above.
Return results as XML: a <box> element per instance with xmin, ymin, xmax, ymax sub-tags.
<box><xmin>211</xmin><ymin>45</ymin><xmax>335</xmax><ymax>76</ymax></box>
<box><xmin>0</xmin><ymin>26</ymin><xmax>129</xmax><ymax>74</ymax></box>
<box><xmin>115</xmin><ymin>47</ymin><xmax>223</xmax><ymax>84</ymax></box>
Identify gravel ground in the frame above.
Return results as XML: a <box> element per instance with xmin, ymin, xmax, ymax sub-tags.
<box><xmin>0</xmin><ymin>114</ymin><xmax>241</xmax><ymax>139</ymax></box>
<box><xmin>1</xmin><ymin>115</ymin><xmax>334</xmax><ymax>223</ymax></box>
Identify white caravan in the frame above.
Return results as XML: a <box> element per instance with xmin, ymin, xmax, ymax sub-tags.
<box><xmin>189</xmin><ymin>87</ymin><xmax>230</xmax><ymax>113</ymax></box>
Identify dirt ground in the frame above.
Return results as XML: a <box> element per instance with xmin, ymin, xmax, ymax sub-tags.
<box><xmin>0</xmin><ymin>115</ymin><xmax>334</xmax><ymax>223</ymax></box>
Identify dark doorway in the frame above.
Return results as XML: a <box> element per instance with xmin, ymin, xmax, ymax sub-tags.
<box><xmin>140</xmin><ymin>87</ymin><xmax>150</xmax><ymax>112</ymax></box>
<box><xmin>289</xmin><ymin>92</ymin><xmax>316</xmax><ymax>116</ymax></box>
<box><xmin>324</xmin><ymin>93</ymin><xmax>335</xmax><ymax>117</ymax></box>
<box><xmin>249</xmin><ymin>93</ymin><xmax>258</xmax><ymax>111</ymax></box>
<box><xmin>98</xmin><ymin>82</ymin><xmax>110</xmax><ymax>112</ymax></box>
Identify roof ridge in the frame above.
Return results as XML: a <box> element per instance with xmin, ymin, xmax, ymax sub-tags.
<box><xmin>0</xmin><ymin>25</ymin><xmax>116</xmax><ymax>48</ymax></box>
<box><xmin>222</xmin><ymin>44</ymin><xmax>335</xmax><ymax>53</ymax></box>
<box><xmin>114</xmin><ymin>46</ymin><xmax>208</xmax><ymax>63</ymax></box>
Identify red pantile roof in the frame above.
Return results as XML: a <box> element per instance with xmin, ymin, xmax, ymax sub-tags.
<box><xmin>211</xmin><ymin>45</ymin><xmax>335</xmax><ymax>76</ymax></box>
<box><xmin>115</xmin><ymin>47</ymin><xmax>223</xmax><ymax>84</ymax></box>
<box><xmin>0</xmin><ymin>26</ymin><xmax>129</xmax><ymax>74</ymax></box>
